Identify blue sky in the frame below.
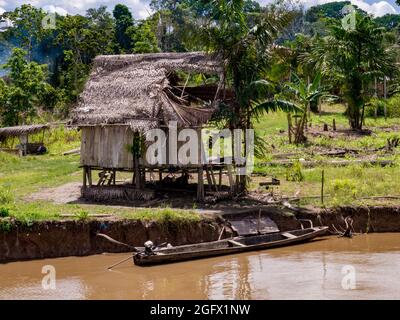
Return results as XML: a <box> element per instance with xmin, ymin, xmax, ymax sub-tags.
<box><xmin>0</xmin><ymin>0</ymin><xmax>399</xmax><ymax>18</ymax></box>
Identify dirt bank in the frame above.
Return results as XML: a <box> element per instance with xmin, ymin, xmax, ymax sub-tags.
<box><xmin>0</xmin><ymin>206</ymin><xmax>303</xmax><ymax>262</ymax></box>
<box><xmin>1</xmin><ymin>205</ymin><xmax>399</xmax><ymax>262</ymax></box>
<box><xmin>298</xmin><ymin>205</ymin><xmax>400</xmax><ymax>233</ymax></box>
<box><xmin>0</xmin><ymin>218</ymin><xmax>232</xmax><ymax>263</ymax></box>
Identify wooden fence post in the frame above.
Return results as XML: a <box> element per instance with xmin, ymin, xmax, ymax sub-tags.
<box><xmin>321</xmin><ymin>169</ymin><xmax>325</xmax><ymax>205</ymax></box>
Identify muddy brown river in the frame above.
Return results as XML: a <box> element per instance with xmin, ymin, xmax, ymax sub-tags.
<box><xmin>1</xmin><ymin>233</ymin><xmax>400</xmax><ymax>299</ymax></box>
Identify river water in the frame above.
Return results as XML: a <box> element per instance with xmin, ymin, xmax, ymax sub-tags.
<box><xmin>1</xmin><ymin>233</ymin><xmax>400</xmax><ymax>300</ymax></box>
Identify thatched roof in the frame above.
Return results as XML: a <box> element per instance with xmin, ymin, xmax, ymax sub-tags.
<box><xmin>0</xmin><ymin>124</ymin><xmax>49</xmax><ymax>138</ymax></box>
<box><xmin>70</xmin><ymin>52</ymin><xmax>224</xmax><ymax>132</ymax></box>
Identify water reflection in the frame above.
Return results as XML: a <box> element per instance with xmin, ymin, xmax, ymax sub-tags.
<box><xmin>0</xmin><ymin>278</ymin><xmax>86</xmax><ymax>300</ymax></box>
<box><xmin>1</xmin><ymin>233</ymin><xmax>400</xmax><ymax>299</ymax></box>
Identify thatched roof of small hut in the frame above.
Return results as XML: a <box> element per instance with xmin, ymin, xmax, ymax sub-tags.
<box><xmin>70</xmin><ymin>52</ymin><xmax>224</xmax><ymax>133</ymax></box>
<box><xmin>0</xmin><ymin>124</ymin><xmax>49</xmax><ymax>138</ymax></box>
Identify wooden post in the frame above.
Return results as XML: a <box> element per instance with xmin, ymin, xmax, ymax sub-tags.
<box><xmin>88</xmin><ymin>166</ymin><xmax>92</xmax><ymax>186</ymax></box>
<box><xmin>384</xmin><ymin>76</ymin><xmax>387</xmax><ymax>120</ymax></box>
<box><xmin>332</xmin><ymin>119</ymin><xmax>336</xmax><ymax>131</ymax></box>
<box><xmin>205</xmin><ymin>167</ymin><xmax>212</xmax><ymax>191</ymax></box>
<box><xmin>159</xmin><ymin>169</ymin><xmax>163</xmax><ymax>182</ymax></box>
<box><xmin>141</xmin><ymin>168</ymin><xmax>146</xmax><ymax>186</ymax></box>
<box><xmin>83</xmin><ymin>166</ymin><xmax>87</xmax><ymax>191</ymax></box>
<box><xmin>307</xmin><ymin>75</ymin><xmax>311</xmax><ymax>120</ymax></box>
<box><xmin>197</xmin><ymin>166</ymin><xmax>204</xmax><ymax>202</ymax></box>
<box><xmin>374</xmin><ymin>77</ymin><xmax>378</xmax><ymax>119</ymax></box>
<box><xmin>210</xmin><ymin>168</ymin><xmax>218</xmax><ymax>192</ymax></box>
<box><xmin>134</xmin><ymin>157</ymin><xmax>141</xmax><ymax>189</ymax></box>
<box><xmin>287</xmin><ymin>113</ymin><xmax>292</xmax><ymax>144</ymax></box>
<box><xmin>219</xmin><ymin>168</ymin><xmax>223</xmax><ymax>187</ymax></box>
<box><xmin>321</xmin><ymin>169</ymin><xmax>325</xmax><ymax>205</ymax></box>
<box><xmin>19</xmin><ymin>134</ymin><xmax>28</xmax><ymax>156</ymax></box>
<box><xmin>227</xmin><ymin>164</ymin><xmax>234</xmax><ymax>193</ymax></box>
<box><xmin>113</xmin><ymin>169</ymin><xmax>116</xmax><ymax>185</ymax></box>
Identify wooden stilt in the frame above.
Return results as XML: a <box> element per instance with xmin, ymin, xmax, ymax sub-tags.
<box><xmin>227</xmin><ymin>164</ymin><xmax>234</xmax><ymax>193</ymax></box>
<box><xmin>134</xmin><ymin>157</ymin><xmax>141</xmax><ymax>189</ymax></box>
<box><xmin>235</xmin><ymin>172</ymin><xmax>240</xmax><ymax>194</ymax></box>
<box><xmin>113</xmin><ymin>169</ymin><xmax>116</xmax><ymax>185</ymax></box>
<box><xmin>88</xmin><ymin>167</ymin><xmax>92</xmax><ymax>186</ymax></box>
<box><xmin>197</xmin><ymin>166</ymin><xmax>204</xmax><ymax>202</ymax></box>
<box><xmin>205</xmin><ymin>167</ymin><xmax>212</xmax><ymax>191</ymax></box>
<box><xmin>210</xmin><ymin>168</ymin><xmax>218</xmax><ymax>191</ymax></box>
<box><xmin>141</xmin><ymin>168</ymin><xmax>146</xmax><ymax>186</ymax></box>
<box><xmin>219</xmin><ymin>168</ymin><xmax>223</xmax><ymax>187</ymax></box>
<box><xmin>83</xmin><ymin>166</ymin><xmax>87</xmax><ymax>191</ymax></box>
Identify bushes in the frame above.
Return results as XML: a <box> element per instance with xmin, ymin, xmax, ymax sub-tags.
<box><xmin>0</xmin><ymin>207</ymin><xmax>10</xmax><ymax>217</ymax></box>
<box><xmin>0</xmin><ymin>186</ymin><xmax>13</xmax><ymax>205</ymax></box>
<box><xmin>286</xmin><ymin>160</ymin><xmax>304</xmax><ymax>182</ymax></box>
<box><xmin>365</xmin><ymin>96</ymin><xmax>400</xmax><ymax>118</ymax></box>
<box><xmin>330</xmin><ymin>178</ymin><xmax>358</xmax><ymax>205</ymax></box>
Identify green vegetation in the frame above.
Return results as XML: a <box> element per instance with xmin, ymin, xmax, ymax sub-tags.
<box><xmin>1</xmin><ymin>1</ymin><xmax>400</xmax><ymax>220</ymax></box>
<box><xmin>0</xmin><ymin>127</ymin><xmax>201</xmax><ymax>223</ymax></box>
<box><xmin>0</xmin><ymin>48</ymin><xmax>54</xmax><ymax>126</ymax></box>
<box><xmin>251</xmin><ymin>101</ymin><xmax>400</xmax><ymax>207</ymax></box>
<box><xmin>1</xmin><ymin>102</ymin><xmax>399</xmax><ymax>223</ymax></box>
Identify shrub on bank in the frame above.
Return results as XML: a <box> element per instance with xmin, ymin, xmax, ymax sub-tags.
<box><xmin>0</xmin><ymin>186</ymin><xmax>13</xmax><ymax>205</ymax></box>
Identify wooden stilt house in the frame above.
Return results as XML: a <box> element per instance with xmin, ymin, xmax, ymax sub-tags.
<box><xmin>70</xmin><ymin>52</ymin><xmax>237</xmax><ymax>202</ymax></box>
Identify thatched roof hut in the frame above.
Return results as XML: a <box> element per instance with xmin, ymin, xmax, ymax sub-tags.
<box><xmin>0</xmin><ymin>124</ymin><xmax>49</xmax><ymax>138</ymax></box>
<box><xmin>70</xmin><ymin>52</ymin><xmax>224</xmax><ymax>132</ymax></box>
<box><xmin>0</xmin><ymin>124</ymin><xmax>49</xmax><ymax>156</ymax></box>
<box><xmin>71</xmin><ymin>52</ymin><xmax>230</xmax><ymax>202</ymax></box>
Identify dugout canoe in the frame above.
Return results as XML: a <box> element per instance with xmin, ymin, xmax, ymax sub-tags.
<box><xmin>133</xmin><ymin>226</ymin><xmax>328</xmax><ymax>266</ymax></box>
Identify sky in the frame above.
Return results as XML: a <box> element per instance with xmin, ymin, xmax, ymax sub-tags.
<box><xmin>0</xmin><ymin>0</ymin><xmax>399</xmax><ymax>19</ymax></box>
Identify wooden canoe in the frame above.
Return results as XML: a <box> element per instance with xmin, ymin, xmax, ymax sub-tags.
<box><xmin>133</xmin><ymin>226</ymin><xmax>329</xmax><ymax>266</ymax></box>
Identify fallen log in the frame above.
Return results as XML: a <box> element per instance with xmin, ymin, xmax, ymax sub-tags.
<box><xmin>63</xmin><ymin>147</ymin><xmax>80</xmax><ymax>155</ymax></box>
<box><xmin>256</xmin><ymin>159</ymin><xmax>394</xmax><ymax>168</ymax></box>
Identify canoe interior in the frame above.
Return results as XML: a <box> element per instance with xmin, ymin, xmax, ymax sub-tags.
<box><xmin>152</xmin><ymin>228</ymin><xmax>323</xmax><ymax>255</ymax></box>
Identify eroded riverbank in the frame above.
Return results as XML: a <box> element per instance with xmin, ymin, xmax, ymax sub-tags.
<box><xmin>1</xmin><ymin>205</ymin><xmax>400</xmax><ymax>262</ymax></box>
<box><xmin>1</xmin><ymin>233</ymin><xmax>400</xmax><ymax>299</ymax></box>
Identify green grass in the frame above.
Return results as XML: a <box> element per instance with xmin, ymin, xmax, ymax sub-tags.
<box><xmin>0</xmin><ymin>126</ymin><xmax>200</xmax><ymax>223</ymax></box>
<box><xmin>0</xmin><ymin>152</ymin><xmax>81</xmax><ymax>198</ymax></box>
<box><xmin>251</xmin><ymin>103</ymin><xmax>400</xmax><ymax>207</ymax></box>
<box><xmin>0</xmin><ymin>201</ymin><xmax>200</xmax><ymax>225</ymax></box>
<box><xmin>1</xmin><ymin>105</ymin><xmax>400</xmax><ymax>222</ymax></box>
<box><xmin>251</xmin><ymin>162</ymin><xmax>400</xmax><ymax>207</ymax></box>
<box><xmin>254</xmin><ymin>103</ymin><xmax>400</xmax><ymax>159</ymax></box>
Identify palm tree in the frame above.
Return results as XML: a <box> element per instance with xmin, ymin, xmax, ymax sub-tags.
<box><xmin>198</xmin><ymin>0</ymin><xmax>299</xmax><ymax>190</ymax></box>
<box><xmin>304</xmin><ymin>13</ymin><xmax>397</xmax><ymax>130</ymax></box>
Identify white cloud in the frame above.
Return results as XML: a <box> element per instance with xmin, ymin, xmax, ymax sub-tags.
<box><xmin>1</xmin><ymin>0</ymin><xmax>398</xmax><ymax>19</ymax></box>
<box><xmin>0</xmin><ymin>0</ymin><xmax>151</xmax><ymax>19</ymax></box>
<box><xmin>353</xmin><ymin>0</ymin><xmax>397</xmax><ymax>16</ymax></box>
<box><xmin>295</xmin><ymin>0</ymin><xmax>397</xmax><ymax>17</ymax></box>
<box><xmin>260</xmin><ymin>0</ymin><xmax>398</xmax><ymax>17</ymax></box>
<box><xmin>0</xmin><ymin>7</ymin><xmax>5</xmax><ymax>15</ymax></box>
<box><xmin>43</xmin><ymin>5</ymin><xmax>68</xmax><ymax>16</ymax></box>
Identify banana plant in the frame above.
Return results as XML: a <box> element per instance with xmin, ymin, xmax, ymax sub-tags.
<box><xmin>283</xmin><ymin>71</ymin><xmax>335</xmax><ymax>144</ymax></box>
